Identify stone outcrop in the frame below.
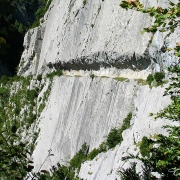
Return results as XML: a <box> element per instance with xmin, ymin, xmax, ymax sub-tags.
<box><xmin>33</xmin><ymin>77</ymin><xmax>136</xmax><ymax>171</ymax></box>
<box><xmin>79</xmin><ymin>81</ymin><xmax>175</xmax><ymax>179</ymax></box>
<box><xmin>32</xmin><ymin>77</ymin><xmax>173</xmax><ymax>176</ymax></box>
<box><xmin>17</xmin><ymin>0</ymin><xmax>180</xmax><ymax>179</ymax></box>
<box><xmin>18</xmin><ymin>0</ymin><xmax>179</xmax><ymax>78</ymax></box>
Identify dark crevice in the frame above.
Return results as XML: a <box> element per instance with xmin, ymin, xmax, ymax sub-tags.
<box><xmin>47</xmin><ymin>50</ymin><xmax>151</xmax><ymax>72</ymax></box>
<box><xmin>0</xmin><ymin>29</ymin><xmax>24</xmax><ymax>76</ymax></box>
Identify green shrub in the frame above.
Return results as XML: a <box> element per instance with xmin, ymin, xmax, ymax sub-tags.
<box><xmin>0</xmin><ymin>75</ymin><xmax>9</xmax><ymax>85</ymax></box>
<box><xmin>154</xmin><ymin>72</ymin><xmax>165</xmax><ymax>83</ymax></box>
<box><xmin>35</xmin><ymin>7</ymin><xmax>45</xmax><ymax>20</ymax></box>
<box><xmin>135</xmin><ymin>78</ymin><xmax>148</xmax><ymax>85</ymax></box>
<box><xmin>56</xmin><ymin>70</ymin><xmax>63</xmax><ymax>76</ymax></box>
<box><xmin>91</xmin><ymin>24</ymin><xmax>94</xmax><ymax>28</ymax></box>
<box><xmin>37</xmin><ymin>74</ymin><xmax>42</xmax><ymax>81</ymax></box>
<box><xmin>106</xmin><ymin>112</ymin><xmax>132</xmax><ymax>149</ymax></box>
<box><xmin>88</xmin><ymin>142</ymin><xmax>107</xmax><ymax>158</ymax></box>
<box><xmin>38</xmin><ymin>103</ymin><xmax>45</xmax><ymax>114</ymax></box>
<box><xmin>120</xmin><ymin>113</ymin><xmax>132</xmax><ymax>131</ymax></box>
<box><xmin>146</xmin><ymin>74</ymin><xmax>154</xmax><ymax>85</ymax></box>
<box><xmin>31</xmin><ymin>0</ymin><xmax>52</xmax><ymax>28</ymax></box>
<box><xmin>27</xmin><ymin>113</ymin><xmax>36</xmax><ymax>124</ymax></box>
<box><xmin>0</xmin><ymin>72</ymin><xmax>50</xmax><ymax>179</ymax></box>
<box><xmin>83</xmin><ymin>0</ymin><xmax>87</xmax><ymax>6</ymax></box>
<box><xmin>70</xmin><ymin>142</ymin><xmax>89</xmax><ymax>171</ymax></box>
<box><xmin>15</xmin><ymin>106</ymin><xmax>21</xmax><ymax>115</ymax></box>
<box><xmin>119</xmin><ymin>162</ymin><xmax>142</xmax><ymax>180</ymax></box>
<box><xmin>26</xmin><ymin>89</ymin><xmax>38</xmax><ymax>103</ymax></box>
<box><xmin>98</xmin><ymin>5</ymin><xmax>101</xmax><ymax>14</ymax></box>
<box><xmin>139</xmin><ymin>136</ymin><xmax>151</xmax><ymax>157</ymax></box>
<box><xmin>0</xmin><ymin>87</ymin><xmax>9</xmax><ymax>98</ymax></box>
<box><xmin>98</xmin><ymin>142</ymin><xmax>107</xmax><ymax>152</ymax></box>
<box><xmin>47</xmin><ymin>70</ymin><xmax>63</xmax><ymax>79</ymax></box>
<box><xmin>90</xmin><ymin>74</ymin><xmax>95</xmax><ymax>80</ymax></box>
<box><xmin>77</xmin><ymin>114</ymin><xmax>132</xmax><ymax>163</ymax></box>
<box><xmin>114</xmin><ymin>77</ymin><xmax>128</xmax><ymax>82</ymax></box>
<box><xmin>12</xmin><ymin>75</ymin><xmax>22</xmax><ymax>82</ymax></box>
<box><xmin>106</xmin><ymin>128</ymin><xmax>121</xmax><ymax>149</ymax></box>
<box><xmin>118</xmin><ymin>112</ymin><xmax>132</xmax><ymax>142</ymax></box>
<box><xmin>87</xmin><ymin>148</ymin><xmax>100</xmax><ymax>160</ymax></box>
<box><xmin>51</xmin><ymin>165</ymin><xmax>75</xmax><ymax>180</ymax></box>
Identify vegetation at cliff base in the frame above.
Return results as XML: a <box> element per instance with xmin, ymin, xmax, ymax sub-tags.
<box><xmin>0</xmin><ymin>74</ymin><xmax>54</xmax><ymax>179</ymax></box>
<box><xmin>106</xmin><ymin>112</ymin><xmax>132</xmax><ymax>149</ymax></box>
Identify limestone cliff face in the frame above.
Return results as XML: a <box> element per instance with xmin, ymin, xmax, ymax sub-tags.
<box><xmin>33</xmin><ymin>77</ymin><xmax>136</xmax><ymax>171</ymax></box>
<box><xmin>17</xmin><ymin>0</ymin><xmax>179</xmax><ymax>179</ymax></box>
<box><xmin>18</xmin><ymin>0</ymin><xmax>179</xmax><ymax>77</ymax></box>
<box><xmin>32</xmin><ymin>77</ymin><xmax>174</xmax><ymax>178</ymax></box>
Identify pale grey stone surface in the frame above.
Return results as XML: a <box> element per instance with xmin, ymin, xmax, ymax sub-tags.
<box><xmin>78</xmin><ymin>82</ymin><xmax>173</xmax><ymax>180</ymax></box>
<box><xmin>18</xmin><ymin>0</ymin><xmax>179</xmax><ymax>77</ymax></box>
<box><xmin>32</xmin><ymin>76</ymin><xmax>172</xmax><ymax>179</ymax></box>
<box><xmin>17</xmin><ymin>0</ymin><xmax>180</xmax><ymax>179</ymax></box>
<box><xmin>33</xmin><ymin>76</ymin><xmax>136</xmax><ymax>171</ymax></box>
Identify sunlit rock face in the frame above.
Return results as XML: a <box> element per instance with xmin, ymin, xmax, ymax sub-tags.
<box><xmin>18</xmin><ymin>0</ymin><xmax>179</xmax><ymax>78</ymax></box>
<box><xmin>33</xmin><ymin>77</ymin><xmax>136</xmax><ymax>171</ymax></box>
<box><xmin>32</xmin><ymin>77</ymin><xmax>172</xmax><ymax>175</ymax></box>
<box><xmin>17</xmin><ymin>0</ymin><xmax>179</xmax><ymax>179</ymax></box>
<box><xmin>79</xmin><ymin>82</ymin><xmax>175</xmax><ymax>180</ymax></box>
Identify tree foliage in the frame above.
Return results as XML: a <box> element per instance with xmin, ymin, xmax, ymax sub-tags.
<box><xmin>0</xmin><ymin>75</ymin><xmax>36</xmax><ymax>179</ymax></box>
<box><xmin>0</xmin><ymin>0</ymin><xmax>15</xmax><ymax>55</ymax></box>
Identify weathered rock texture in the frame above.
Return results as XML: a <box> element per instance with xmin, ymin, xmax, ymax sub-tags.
<box><xmin>18</xmin><ymin>0</ymin><xmax>179</xmax><ymax>77</ymax></box>
<box><xmin>33</xmin><ymin>77</ymin><xmax>136</xmax><ymax>171</ymax></box>
<box><xmin>79</xmin><ymin>80</ymin><xmax>174</xmax><ymax>179</ymax></box>
<box><xmin>33</xmin><ymin>76</ymin><xmax>172</xmax><ymax>176</ymax></box>
<box><xmin>17</xmin><ymin>0</ymin><xmax>180</xmax><ymax>179</ymax></box>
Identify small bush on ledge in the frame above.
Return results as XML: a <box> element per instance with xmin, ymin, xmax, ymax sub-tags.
<box><xmin>90</xmin><ymin>74</ymin><xmax>95</xmax><ymax>80</ymax></box>
<box><xmin>114</xmin><ymin>77</ymin><xmax>129</xmax><ymax>82</ymax></box>
<box><xmin>106</xmin><ymin>112</ymin><xmax>132</xmax><ymax>148</ymax></box>
<box><xmin>87</xmin><ymin>112</ymin><xmax>132</xmax><ymax>160</ymax></box>
<box><xmin>146</xmin><ymin>72</ymin><xmax>165</xmax><ymax>86</ymax></box>
<box><xmin>146</xmin><ymin>74</ymin><xmax>154</xmax><ymax>85</ymax></box>
<box><xmin>46</xmin><ymin>70</ymin><xmax>63</xmax><ymax>79</ymax></box>
<box><xmin>154</xmin><ymin>72</ymin><xmax>165</xmax><ymax>84</ymax></box>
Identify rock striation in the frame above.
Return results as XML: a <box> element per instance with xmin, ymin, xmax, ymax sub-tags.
<box><xmin>18</xmin><ymin>0</ymin><xmax>179</xmax><ymax>78</ymax></box>
<box><xmin>33</xmin><ymin>77</ymin><xmax>136</xmax><ymax>171</ymax></box>
<box><xmin>17</xmin><ymin>0</ymin><xmax>180</xmax><ymax>179</ymax></box>
<box><xmin>32</xmin><ymin>77</ymin><xmax>173</xmax><ymax>176</ymax></box>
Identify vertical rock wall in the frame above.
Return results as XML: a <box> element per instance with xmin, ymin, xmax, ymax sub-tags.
<box><xmin>33</xmin><ymin>77</ymin><xmax>136</xmax><ymax>171</ymax></box>
<box><xmin>16</xmin><ymin>0</ymin><xmax>179</xmax><ymax>178</ymax></box>
<box><xmin>18</xmin><ymin>0</ymin><xmax>179</xmax><ymax>77</ymax></box>
<box><xmin>32</xmin><ymin>76</ymin><xmax>172</xmax><ymax>176</ymax></box>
